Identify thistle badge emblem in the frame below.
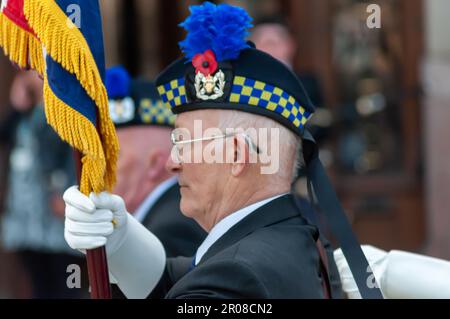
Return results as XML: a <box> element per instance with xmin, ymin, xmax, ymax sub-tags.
<box><xmin>109</xmin><ymin>97</ymin><xmax>135</xmax><ymax>124</ymax></box>
<box><xmin>192</xmin><ymin>50</ymin><xmax>225</xmax><ymax>100</ymax></box>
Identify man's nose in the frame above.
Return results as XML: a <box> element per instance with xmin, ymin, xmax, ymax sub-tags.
<box><xmin>166</xmin><ymin>152</ymin><xmax>181</xmax><ymax>173</ymax></box>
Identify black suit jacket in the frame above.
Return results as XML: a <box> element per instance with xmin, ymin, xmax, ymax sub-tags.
<box><xmin>141</xmin><ymin>184</ymin><xmax>206</xmax><ymax>258</ymax></box>
<box><xmin>150</xmin><ymin>194</ymin><xmax>342</xmax><ymax>299</ymax></box>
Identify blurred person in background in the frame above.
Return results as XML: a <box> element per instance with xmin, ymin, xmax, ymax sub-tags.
<box><xmin>249</xmin><ymin>16</ymin><xmax>333</xmax><ymax>144</ymax></box>
<box><xmin>106</xmin><ymin>66</ymin><xmax>206</xmax><ymax>259</ymax></box>
<box><xmin>0</xmin><ymin>71</ymin><xmax>87</xmax><ymax>298</ymax></box>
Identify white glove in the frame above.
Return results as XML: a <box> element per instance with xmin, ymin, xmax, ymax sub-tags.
<box><xmin>63</xmin><ymin>186</ymin><xmax>166</xmax><ymax>298</ymax></box>
<box><xmin>333</xmin><ymin>245</ymin><xmax>386</xmax><ymax>299</ymax></box>
<box><xmin>64</xmin><ymin>186</ymin><xmax>128</xmax><ymax>254</ymax></box>
<box><xmin>334</xmin><ymin>245</ymin><xmax>450</xmax><ymax>299</ymax></box>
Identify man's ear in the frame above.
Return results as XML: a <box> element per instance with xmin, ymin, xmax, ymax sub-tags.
<box><xmin>231</xmin><ymin>135</ymin><xmax>250</xmax><ymax>177</ymax></box>
<box><xmin>147</xmin><ymin>150</ymin><xmax>169</xmax><ymax>181</ymax></box>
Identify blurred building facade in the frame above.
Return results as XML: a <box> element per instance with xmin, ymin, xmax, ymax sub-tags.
<box><xmin>423</xmin><ymin>0</ymin><xmax>450</xmax><ymax>259</ymax></box>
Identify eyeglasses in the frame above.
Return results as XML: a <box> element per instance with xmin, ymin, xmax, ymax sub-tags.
<box><xmin>170</xmin><ymin>128</ymin><xmax>260</xmax><ymax>163</ymax></box>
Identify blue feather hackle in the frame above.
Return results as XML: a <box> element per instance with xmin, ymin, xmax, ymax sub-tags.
<box><xmin>179</xmin><ymin>1</ymin><xmax>253</xmax><ymax>62</ymax></box>
<box><xmin>106</xmin><ymin>66</ymin><xmax>131</xmax><ymax>99</ymax></box>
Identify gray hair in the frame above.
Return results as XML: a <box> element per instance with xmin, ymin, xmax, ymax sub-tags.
<box><xmin>217</xmin><ymin>110</ymin><xmax>303</xmax><ymax>183</ymax></box>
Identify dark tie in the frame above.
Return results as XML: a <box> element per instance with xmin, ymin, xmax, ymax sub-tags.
<box><xmin>188</xmin><ymin>255</ymin><xmax>196</xmax><ymax>272</ymax></box>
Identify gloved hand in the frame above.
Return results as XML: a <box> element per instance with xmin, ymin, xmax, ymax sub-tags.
<box><xmin>334</xmin><ymin>245</ymin><xmax>450</xmax><ymax>299</ymax></box>
<box><xmin>63</xmin><ymin>186</ymin><xmax>166</xmax><ymax>298</ymax></box>
<box><xmin>333</xmin><ymin>245</ymin><xmax>387</xmax><ymax>299</ymax></box>
<box><xmin>63</xmin><ymin>186</ymin><xmax>128</xmax><ymax>255</ymax></box>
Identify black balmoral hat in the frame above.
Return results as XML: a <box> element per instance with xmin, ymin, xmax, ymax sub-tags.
<box><xmin>156</xmin><ymin>1</ymin><xmax>314</xmax><ymax>138</ymax></box>
<box><xmin>106</xmin><ymin>66</ymin><xmax>175</xmax><ymax>129</ymax></box>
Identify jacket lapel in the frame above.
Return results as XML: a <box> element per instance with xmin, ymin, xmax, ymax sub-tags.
<box><xmin>199</xmin><ymin>194</ymin><xmax>303</xmax><ymax>265</ymax></box>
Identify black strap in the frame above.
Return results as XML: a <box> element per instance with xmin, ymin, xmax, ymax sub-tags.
<box><xmin>306</xmin><ymin>154</ymin><xmax>383</xmax><ymax>299</ymax></box>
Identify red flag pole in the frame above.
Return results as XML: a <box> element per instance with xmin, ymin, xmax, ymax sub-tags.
<box><xmin>74</xmin><ymin>150</ymin><xmax>112</xmax><ymax>299</ymax></box>
<box><xmin>86</xmin><ymin>247</ymin><xmax>112</xmax><ymax>298</ymax></box>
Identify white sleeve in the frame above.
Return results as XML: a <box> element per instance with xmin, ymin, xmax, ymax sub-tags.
<box><xmin>107</xmin><ymin>215</ymin><xmax>166</xmax><ymax>299</ymax></box>
<box><xmin>382</xmin><ymin>250</ymin><xmax>450</xmax><ymax>299</ymax></box>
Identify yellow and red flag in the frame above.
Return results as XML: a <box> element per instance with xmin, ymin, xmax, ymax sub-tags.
<box><xmin>0</xmin><ymin>0</ymin><xmax>44</xmax><ymax>74</ymax></box>
<box><xmin>0</xmin><ymin>0</ymin><xmax>119</xmax><ymax>298</ymax></box>
<box><xmin>0</xmin><ymin>0</ymin><xmax>118</xmax><ymax>194</ymax></box>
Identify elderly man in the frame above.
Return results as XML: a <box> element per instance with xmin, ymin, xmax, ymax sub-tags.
<box><xmin>63</xmin><ymin>2</ymin><xmax>378</xmax><ymax>299</ymax></box>
<box><xmin>105</xmin><ymin>66</ymin><xmax>206</xmax><ymax>258</ymax></box>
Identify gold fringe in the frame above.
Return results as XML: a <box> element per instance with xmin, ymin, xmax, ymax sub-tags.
<box><xmin>24</xmin><ymin>0</ymin><xmax>119</xmax><ymax>192</ymax></box>
<box><xmin>44</xmin><ymin>78</ymin><xmax>106</xmax><ymax>195</ymax></box>
<box><xmin>28</xmin><ymin>31</ymin><xmax>45</xmax><ymax>75</ymax></box>
<box><xmin>0</xmin><ymin>13</ymin><xmax>44</xmax><ymax>75</ymax></box>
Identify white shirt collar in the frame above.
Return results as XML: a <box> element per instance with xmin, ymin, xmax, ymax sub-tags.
<box><xmin>133</xmin><ymin>176</ymin><xmax>178</xmax><ymax>223</ymax></box>
<box><xmin>194</xmin><ymin>193</ymin><xmax>287</xmax><ymax>265</ymax></box>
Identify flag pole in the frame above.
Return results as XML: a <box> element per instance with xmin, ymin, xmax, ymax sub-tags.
<box><xmin>86</xmin><ymin>247</ymin><xmax>112</xmax><ymax>298</ymax></box>
<box><xmin>74</xmin><ymin>150</ymin><xmax>112</xmax><ymax>299</ymax></box>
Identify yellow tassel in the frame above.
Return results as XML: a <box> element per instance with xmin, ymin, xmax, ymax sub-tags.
<box><xmin>24</xmin><ymin>0</ymin><xmax>119</xmax><ymax>192</ymax></box>
<box><xmin>0</xmin><ymin>13</ymin><xmax>44</xmax><ymax>75</ymax></box>
<box><xmin>44</xmin><ymin>78</ymin><xmax>107</xmax><ymax>195</ymax></box>
<box><xmin>28</xmin><ymin>32</ymin><xmax>45</xmax><ymax>75</ymax></box>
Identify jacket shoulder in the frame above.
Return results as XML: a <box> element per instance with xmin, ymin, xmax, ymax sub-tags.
<box><xmin>226</xmin><ymin>220</ymin><xmax>324</xmax><ymax>298</ymax></box>
<box><xmin>167</xmin><ymin>257</ymin><xmax>270</xmax><ymax>299</ymax></box>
